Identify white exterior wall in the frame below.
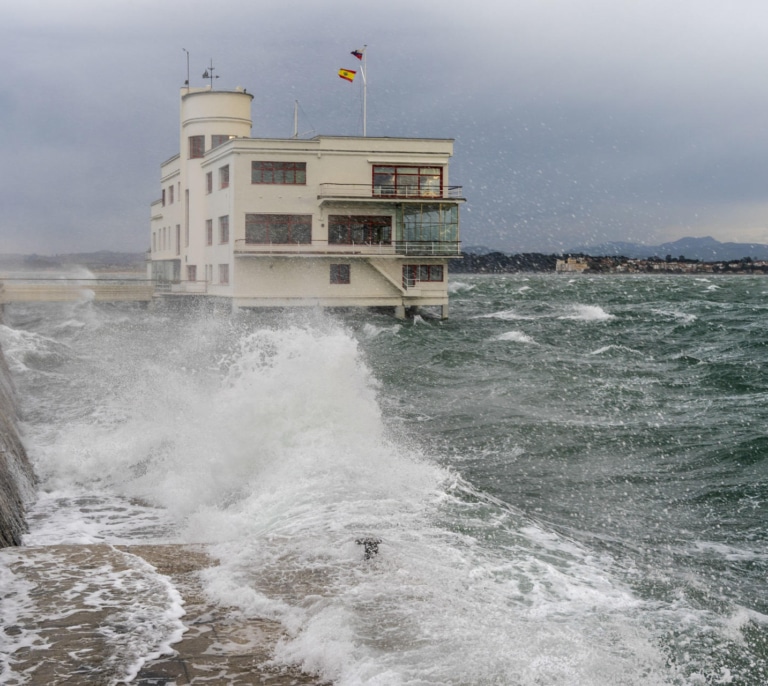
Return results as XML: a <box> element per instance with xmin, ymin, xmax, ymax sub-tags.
<box><xmin>149</xmin><ymin>87</ymin><xmax>461</xmax><ymax>316</ymax></box>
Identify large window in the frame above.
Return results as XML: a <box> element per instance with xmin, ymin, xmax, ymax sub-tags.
<box><xmin>398</xmin><ymin>204</ymin><xmax>459</xmax><ymax>243</ymax></box>
<box><xmin>373</xmin><ymin>165</ymin><xmax>442</xmax><ymax>198</ymax></box>
<box><xmin>189</xmin><ymin>135</ymin><xmax>205</xmax><ymax>159</ymax></box>
<box><xmin>403</xmin><ymin>264</ymin><xmax>444</xmax><ymax>286</ymax></box>
<box><xmin>206</xmin><ymin>171</ymin><xmax>213</xmax><ymax>194</ymax></box>
<box><xmin>187</xmin><ymin>265</ymin><xmax>197</xmax><ymax>282</ymax></box>
<box><xmin>245</xmin><ymin>214</ymin><xmax>311</xmax><ymax>244</ymax></box>
<box><xmin>219</xmin><ymin>264</ymin><xmax>229</xmax><ymax>285</ymax></box>
<box><xmin>330</xmin><ymin>264</ymin><xmax>350</xmax><ymax>284</ymax></box>
<box><xmin>219</xmin><ymin>165</ymin><xmax>229</xmax><ymax>189</ymax></box>
<box><xmin>206</xmin><ymin>219</ymin><xmax>213</xmax><ymax>246</ymax></box>
<box><xmin>328</xmin><ymin>215</ymin><xmax>391</xmax><ymax>244</ymax></box>
<box><xmin>252</xmin><ymin>161</ymin><xmax>306</xmax><ymax>185</ymax></box>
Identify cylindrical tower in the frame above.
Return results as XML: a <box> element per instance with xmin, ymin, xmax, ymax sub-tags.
<box><xmin>180</xmin><ymin>87</ymin><xmax>253</xmax><ymax>162</ymax></box>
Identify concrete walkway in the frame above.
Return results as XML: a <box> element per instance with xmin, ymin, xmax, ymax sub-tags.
<box><xmin>2</xmin><ymin>544</ymin><xmax>330</xmax><ymax>685</ymax></box>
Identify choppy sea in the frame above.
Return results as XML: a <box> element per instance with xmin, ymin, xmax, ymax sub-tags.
<box><xmin>1</xmin><ymin>273</ymin><xmax>767</xmax><ymax>685</ymax></box>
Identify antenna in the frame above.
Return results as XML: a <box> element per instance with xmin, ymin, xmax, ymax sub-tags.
<box><xmin>182</xmin><ymin>48</ymin><xmax>190</xmax><ymax>88</ymax></box>
<box><xmin>202</xmin><ymin>59</ymin><xmax>219</xmax><ymax>88</ymax></box>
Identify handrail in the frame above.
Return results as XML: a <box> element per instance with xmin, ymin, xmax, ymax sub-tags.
<box><xmin>233</xmin><ymin>239</ymin><xmax>461</xmax><ymax>256</ymax></box>
<box><xmin>318</xmin><ymin>183</ymin><xmax>464</xmax><ymax>199</ymax></box>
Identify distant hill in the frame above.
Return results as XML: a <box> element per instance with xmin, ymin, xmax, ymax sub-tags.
<box><xmin>567</xmin><ymin>236</ymin><xmax>768</xmax><ymax>261</ymax></box>
<box><xmin>0</xmin><ymin>251</ymin><xmax>146</xmax><ymax>271</ymax></box>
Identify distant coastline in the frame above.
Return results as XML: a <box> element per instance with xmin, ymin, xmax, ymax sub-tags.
<box><xmin>3</xmin><ymin>242</ymin><xmax>768</xmax><ymax>276</ymax></box>
<box><xmin>453</xmin><ymin>252</ymin><xmax>768</xmax><ymax>274</ymax></box>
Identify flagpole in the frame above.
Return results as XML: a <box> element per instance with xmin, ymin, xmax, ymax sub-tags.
<box><xmin>361</xmin><ymin>45</ymin><xmax>367</xmax><ymax>137</ymax></box>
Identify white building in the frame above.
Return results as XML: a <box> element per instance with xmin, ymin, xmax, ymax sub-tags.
<box><xmin>149</xmin><ymin>86</ymin><xmax>464</xmax><ymax>318</ymax></box>
<box><xmin>555</xmin><ymin>257</ymin><xmax>589</xmax><ymax>273</ymax></box>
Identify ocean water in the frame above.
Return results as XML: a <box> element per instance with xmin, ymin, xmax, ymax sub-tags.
<box><xmin>1</xmin><ymin>273</ymin><xmax>767</xmax><ymax>685</ymax></box>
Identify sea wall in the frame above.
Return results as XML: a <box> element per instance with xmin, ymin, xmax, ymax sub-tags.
<box><xmin>0</xmin><ymin>336</ymin><xmax>35</xmax><ymax>547</ymax></box>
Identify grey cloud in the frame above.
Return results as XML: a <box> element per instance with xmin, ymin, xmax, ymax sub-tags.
<box><xmin>2</xmin><ymin>0</ymin><xmax>768</xmax><ymax>254</ymax></box>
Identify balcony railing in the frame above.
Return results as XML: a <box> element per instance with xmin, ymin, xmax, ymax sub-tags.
<box><xmin>318</xmin><ymin>184</ymin><xmax>463</xmax><ymax>200</ymax></box>
<box><xmin>234</xmin><ymin>240</ymin><xmax>396</xmax><ymax>255</ymax></box>
<box><xmin>395</xmin><ymin>241</ymin><xmax>461</xmax><ymax>256</ymax></box>
<box><xmin>234</xmin><ymin>240</ymin><xmax>461</xmax><ymax>257</ymax></box>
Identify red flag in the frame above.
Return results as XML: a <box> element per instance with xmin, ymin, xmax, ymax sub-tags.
<box><xmin>351</xmin><ymin>49</ymin><xmax>364</xmax><ymax>61</ymax></box>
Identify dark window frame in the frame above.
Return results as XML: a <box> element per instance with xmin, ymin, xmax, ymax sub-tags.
<box><xmin>211</xmin><ymin>134</ymin><xmax>230</xmax><ymax>149</ymax></box>
<box><xmin>219</xmin><ymin>215</ymin><xmax>229</xmax><ymax>244</ymax></box>
<box><xmin>245</xmin><ymin>213</ymin><xmax>312</xmax><ymax>244</ymax></box>
<box><xmin>189</xmin><ymin>135</ymin><xmax>205</xmax><ymax>159</ymax></box>
<box><xmin>328</xmin><ymin>215</ymin><xmax>392</xmax><ymax>244</ymax></box>
<box><xmin>251</xmin><ymin>161</ymin><xmax>307</xmax><ymax>185</ymax></box>
<box><xmin>403</xmin><ymin>264</ymin><xmax>444</xmax><ymax>284</ymax></box>
<box><xmin>330</xmin><ymin>264</ymin><xmax>351</xmax><ymax>284</ymax></box>
<box><xmin>372</xmin><ymin>165</ymin><xmax>443</xmax><ymax>198</ymax></box>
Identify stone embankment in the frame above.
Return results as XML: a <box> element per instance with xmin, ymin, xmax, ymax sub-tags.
<box><xmin>0</xmin><ymin>337</ymin><xmax>35</xmax><ymax>548</ymax></box>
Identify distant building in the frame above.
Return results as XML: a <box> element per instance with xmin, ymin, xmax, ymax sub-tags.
<box><xmin>148</xmin><ymin>86</ymin><xmax>465</xmax><ymax>318</ymax></box>
<box><xmin>555</xmin><ymin>257</ymin><xmax>589</xmax><ymax>273</ymax></box>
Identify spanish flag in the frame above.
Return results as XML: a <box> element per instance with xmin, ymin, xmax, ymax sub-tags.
<box><xmin>338</xmin><ymin>68</ymin><xmax>356</xmax><ymax>83</ymax></box>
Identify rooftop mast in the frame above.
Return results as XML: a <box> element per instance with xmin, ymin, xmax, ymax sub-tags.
<box><xmin>202</xmin><ymin>59</ymin><xmax>219</xmax><ymax>89</ymax></box>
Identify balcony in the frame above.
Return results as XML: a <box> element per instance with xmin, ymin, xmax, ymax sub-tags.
<box><xmin>234</xmin><ymin>240</ymin><xmax>396</xmax><ymax>255</ymax></box>
<box><xmin>318</xmin><ymin>184</ymin><xmax>464</xmax><ymax>202</ymax></box>
<box><xmin>234</xmin><ymin>240</ymin><xmax>461</xmax><ymax>257</ymax></box>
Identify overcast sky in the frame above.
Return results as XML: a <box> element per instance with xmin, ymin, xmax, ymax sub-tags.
<box><xmin>3</xmin><ymin>0</ymin><xmax>768</xmax><ymax>254</ymax></box>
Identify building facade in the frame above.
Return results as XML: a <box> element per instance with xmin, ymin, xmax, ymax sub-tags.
<box><xmin>149</xmin><ymin>86</ymin><xmax>464</xmax><ymax>318</ymax></box>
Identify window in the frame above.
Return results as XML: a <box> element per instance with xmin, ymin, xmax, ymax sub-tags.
<box><xmin>187</xmin><ymin>265</ymin><xmax>197</xmax><ymax>281</ymax></box>
<box><xmin>189</xmin><ymin>135</ymin><xmax>205</xmax><ymax>159</ymax></box>
<box><xmin>168</xmin><ymin>185</ymin><xmax>174</xmax><ymax>204</ymax></box>
<box><xmin>252</xmin><ymin>161</ymin><xmax>306</xmax><ymax>184</ymax></box>
<box><xmin>219</xmin><ymin>264</ymin><xmax>229</xmax><ymax>285</ymax></box>
<box><xmin>219</xmin><ymin>215</ymin><xmax>229</xmax><ymax>244</ymax></box>
<box><xmin>212</xmin><ymin>134</ymin><xmax>230</xmax><ymax>149</ymax></box>
<box><xmin>399</xmin><ymin>203</ymin><xmax>459</xmax><ymax>243</ymax></box>
<box><xmin>330</xmin><ymin>264</ymin><xmax>350</xmax><ymax>284</ymax></box>
<box><xmin>206</xmin><ymin>171</ymin><xmax>213</xmax><ymax>194</ymax></box>
<box><xmin>245</xmin><ymin>214</ymin><xmax>311</xmax><ymax>243</ymax></box>
<box><xmin>206</xmin><ymin>219</ymin><xmax>213</xmax><ymax>246</ymax></box>
<box><xmin>219</xmin><ymin>165</ymin><xmax>229</xmax><ymax>189</ymax></box>
<box><xmin>373</xmin><ymin>165</ymin><xmax>442</xmax><ymax>198</ymax></box>
<box><xmin>328</xmin><ymin>215</ymin><xmax>391</xmax><ymax>244</ymax></box>
<box><xmin>185</xmin><ymin>225</ymin><xmax>189</xmax><ymax>248</ymax></box>
<box><xmin>403</xmin><ymin>264</ymin><xmax>444</xmax><ymax>286</ymax></box>
<box><xmin>152</xmin><ymin>232</ymin><xmax>156</xmax><ymax>252</ymax></box>
<box><xmin>175</xmin><ymin>225</ymin><xmax>181</xmax><ymax>256</ymax></box>
<box><xmin>161</xmin><ymin>189</ymin><xmax>166</xmax><ymax>206</ymax></box>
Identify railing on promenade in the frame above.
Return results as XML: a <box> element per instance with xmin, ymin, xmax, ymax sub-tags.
<box><xmin>0</xmin><ymin>277</ymin><xmax>156</xmax><ymax>304</ymax></box>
